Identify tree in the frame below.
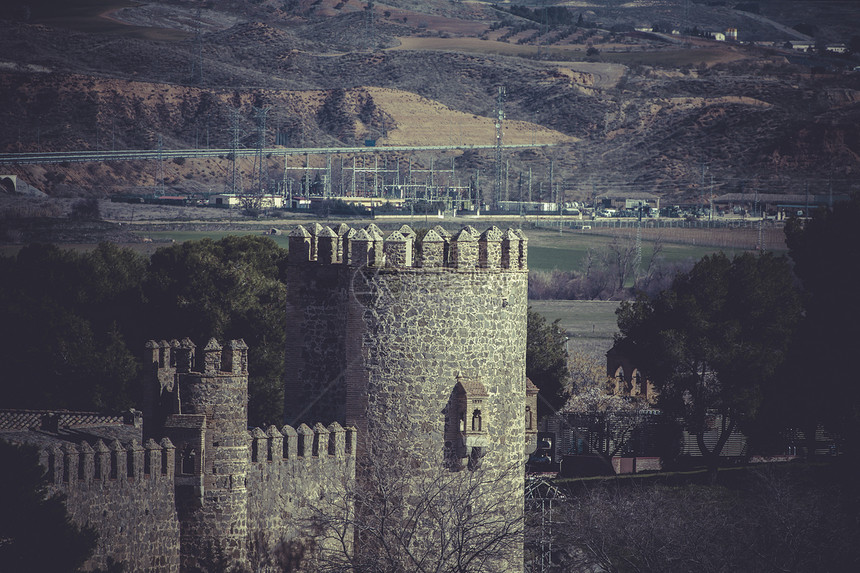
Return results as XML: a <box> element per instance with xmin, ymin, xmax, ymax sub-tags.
<box><xmin>614</xmin><ymin>252</ymin><xmax>802</xmax><ymax>477</ymax></box>
<box><xmin>308</xmin><ymin>431</ymin><xmax>524</xmax><ymax>573</ymax></box>
<box><xmin>0</xmin><ymin>237</ymin><xmax>290</xmax><ymax>425</ymax></box>
<box><xmin>526</xmin><ymin>308</ymin><xmax>570</xmax><ymax>420</ymax></box>
<box><xmin>782</xmin><ymin>196</ymin><xmax>860</xmax><ymax>455</ymax></box>
<box><xmin>69</xmin><ymin>197</ymin><xmax>101</xmax><ymax>220</ymax></box>
<box><xmin>0</xmin><ymin>243</ymin><xmax>146</xmax><ymax>411</ymax></box>
<box><xmin>564</xmin><ymin>350</ymin><xmax>651</xmax><ymax>460</ymax></box>
<box><xmin>144</xmin><ymin>235</ymin><xmax>289</xmax><ymax>426</ymax></box>
<box><xmin>0</xmin><ymin>441</ymin><xmax>97</xmax><ymax>572</ymax></box>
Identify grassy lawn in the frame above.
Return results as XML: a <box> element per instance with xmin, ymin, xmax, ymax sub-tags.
<box><xmin>526</xmin><ymin>227</ymin><xmax>732</xmax><ymax>272</ymax></box>
<box><xmin>529</xmin><ymin>299</ymin><xmax>621</xmax><ymax>360</ymax></box>
<box><xmin>529</xmin><ymin>300</ymin><xmax>620</xmax><ymax>338</ymax></box>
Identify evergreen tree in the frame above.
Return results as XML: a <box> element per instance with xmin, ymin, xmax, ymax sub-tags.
<box><xmin>615</xmin><ymin>252</ymin><xmax>802</xmax><ymax>476</ymax></box>
<box><xmin>526</xmin><ymin>308</ymin><xmax>570</xmax><ymax>420</ymax></box>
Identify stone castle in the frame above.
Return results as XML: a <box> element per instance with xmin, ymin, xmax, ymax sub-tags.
<box><xmin>0</xmin><ymin>223</ymin><xmax>535</xmax><ymax>572</ymax></box>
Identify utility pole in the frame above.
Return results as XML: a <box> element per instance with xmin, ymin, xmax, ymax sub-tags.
<box><xmin>549</xmin><ymin>160</ymin><xmax>554</xmax><ymax>206</ymax></box>
<box><xmin>709</xmin><ymin>174</ymin><xmax>714</xmax><ymax>221</ymax></box>
<box><xmin>528</xmin><ymin>167</ymin><xmax>533</xmax><ymax>204</ymax></box>
<box><xmin>505</xmin><ymin>160</ymin><xmax>510</xmax><ymax>202</ymax></box>
<box><xmin>494</xmin><ymin>85</ymin><xmax>505</xmax><ymax>211</ymax></box>
<box><xmin>475</xmin><ymin>169</ymin><xmax>481</xmax><ymax>213</ymax></box>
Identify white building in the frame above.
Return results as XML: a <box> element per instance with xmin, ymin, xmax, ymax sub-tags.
<box><xmin>208</xmin><ymin>194</ymin><xmax>285</xmax><ymax>209</ymax></box>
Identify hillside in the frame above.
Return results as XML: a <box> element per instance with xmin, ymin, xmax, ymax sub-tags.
<box><xmin>1</xmin><ymin>0</ymin><xmax>859</xmax><ymax>204</ymax></box>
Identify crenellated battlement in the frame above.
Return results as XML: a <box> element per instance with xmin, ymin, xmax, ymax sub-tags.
<box><xmin>39</xmin><ymin>436</ymin><xmax>176</xmax><ymax>488</ymax></box>
<box><xmin>288</xmin><ymin>223</ymin><xmax>527</xmax><ymax>271</ymax></box>
<box><xmin>248</xmin><ymin>422</ymin><xmax>356</xmax><ymax>464</ymax></box>
<box><xmin>145</xmin><ymin>337</ymin><xmax>248</xmax><ymax>377</ymax></box>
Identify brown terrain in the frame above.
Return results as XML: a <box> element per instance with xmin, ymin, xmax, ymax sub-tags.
<box><xmin>0</xmin><ymin>0</ymin><xmax>858</xmax><ymax>227</ymax></box>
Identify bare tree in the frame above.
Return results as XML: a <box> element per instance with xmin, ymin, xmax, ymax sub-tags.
<box><xmin>607</xmin><ymin>236</ymin><xmax>637</xmax><ymax>292</ymax></box>
<box><xmin>306</xmin><ymin>431</ymin><xmax>525</xmax><ymax>573</ymax></box>
<box><xmin>563</xmin><ymin>351</ymin><xmax>651</xmax><ymax>461</ymax></box>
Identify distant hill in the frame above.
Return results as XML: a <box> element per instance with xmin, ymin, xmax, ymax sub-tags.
<box><xmin>1</xmin><ymin>0</ymin><xmax>858</xmax><ymax>203</ymax></box>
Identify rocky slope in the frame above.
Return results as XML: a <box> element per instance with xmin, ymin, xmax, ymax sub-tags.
<box><xmin>1</xmin><ymin>0</ymin><xmax>858</xmax><ymax>203</ymax></box>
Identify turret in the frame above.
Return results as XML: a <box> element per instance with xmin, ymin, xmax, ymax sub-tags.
<box><xmin>144</xmin><ymin>337</ymin><xmax>250</xmax><ymax>571</ymax></box>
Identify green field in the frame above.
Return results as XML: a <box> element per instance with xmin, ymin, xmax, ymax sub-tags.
<box><xmin>144</xmin><ymin>226</ymin><xmax>741</xmax><ymax>273</ymax></box>
<box><xmin>525</xmin><ymin>229</ymin><xmax>739</xmax><ymax>272</ymax></box>
<box><xmin>529</xmin><ymin>299</ymin><xmax>620</xmax><ymax>338</ymax></box>
<box><xmin>529</xmin><ymin>299</ymin><xmax>621</xmax><ymax>360</ymax></box>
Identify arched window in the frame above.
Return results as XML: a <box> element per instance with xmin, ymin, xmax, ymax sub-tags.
<box><xmin>181</xmin><ymin>446</ymin><xmax>197</xmax><ymax>475</ymax></box>
<box><xmin>632</xmin><ymin>369</ymin><xmax>643</xmax><ymax>396</ymax></box>
<box><xmin>614</xmin><ymin>366</ymin><xmax>625</xmax><ymax>395</ymax></box>
<box><xmin>526</xmin><ymin>406</ymin><xmax>533</xmax><ymax>430</ymax></box>
<box><xmin>471</xmin><ymin>409</ymin><xmax>482</xmax><ymax>432</ymax></box>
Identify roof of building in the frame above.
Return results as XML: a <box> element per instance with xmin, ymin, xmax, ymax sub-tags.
<box><xmin>455</xmin><ymin>377</ymin><xmax>489</xmax><ymax>397</ymax></box>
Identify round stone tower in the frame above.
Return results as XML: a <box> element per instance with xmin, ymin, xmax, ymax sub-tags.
<box><xmin>284</xmin><ymin>223</ymin><xmax>530</xmax><ymax>571</ymax></box>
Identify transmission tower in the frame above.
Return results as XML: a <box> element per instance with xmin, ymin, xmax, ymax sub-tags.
<box><xmin>253</xmin><ymin>106</ymin><xmax>271</xmax><ymax>194</ymax></box>
<box><xmin>157</xmin><ymin>133</ymin><xmax>165</xmax><ymax>196</ymax></box>
<box><xmin>494</xmin><ymin>85</ymin><xmax>505</xmax><ymax>210</ymax></box>
<box><xmin>230</xmin><ymin>109</ymin><xmax>241</xmax><ymax>195</ymax></box>
<box><xmin>365</xmin><ymin>1</ymin><xmax>375</xmax><ymax>50</ymax></box>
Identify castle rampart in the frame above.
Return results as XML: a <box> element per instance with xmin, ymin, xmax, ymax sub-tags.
<box><xmin>4</xmin><ymin>222</ymin><xmax>529</xmax><ymax>572</ymax></box>
<box><xmin>3</xmin><ymin>336</ymin><xmax>354</xmax><ymax>573</ymax></box>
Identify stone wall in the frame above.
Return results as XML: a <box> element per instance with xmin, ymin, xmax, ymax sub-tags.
<box><xmin>245</xmin><ymin>423</ymin><xmax>356</xmax><ymax>563</ymax></box>
<box><xmin>42</xmin><ymin>439</ymin><xmax>181</xmax><ymax>573</ymax></box>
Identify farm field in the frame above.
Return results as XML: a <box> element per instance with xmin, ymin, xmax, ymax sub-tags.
<box><xmin>529</xmin><ymin>299</ymin><xmax>621</xmax><ymax>361</ymax></box>
<box><xmin>143</xmin><ymin>226</ymin><xmax>739</xmax><ymax>272</ymax></box>
<box><xmin>140</xmin><ymin>219</ymin><xmax>778</xmax><ymax>273</ymax></box>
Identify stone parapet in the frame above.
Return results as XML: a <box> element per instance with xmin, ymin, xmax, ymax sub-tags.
<box><xmin>40</xmin><ymin>437</ymin><xmax>176</xmax><ymax>487</ymax></box>
<box><xmin>287</xmin><ymin>224</ymin><xmax>528</xmax><ymax>271</ymax></box>
<box><xmin>249</xmin><ymin>422</ymin><xmax>355</xmax><ymax>464</ymax></box>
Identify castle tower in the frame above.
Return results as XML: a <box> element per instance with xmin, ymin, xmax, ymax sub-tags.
<box><xmin>145</xmin><ymin>337</ymin><xmax>250</xmax><ymax>571</ymax></box>
<box><xmin>283</xmin><ymin>224</ymin><xmax>530</xmax><ymax>571</ymax></box>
